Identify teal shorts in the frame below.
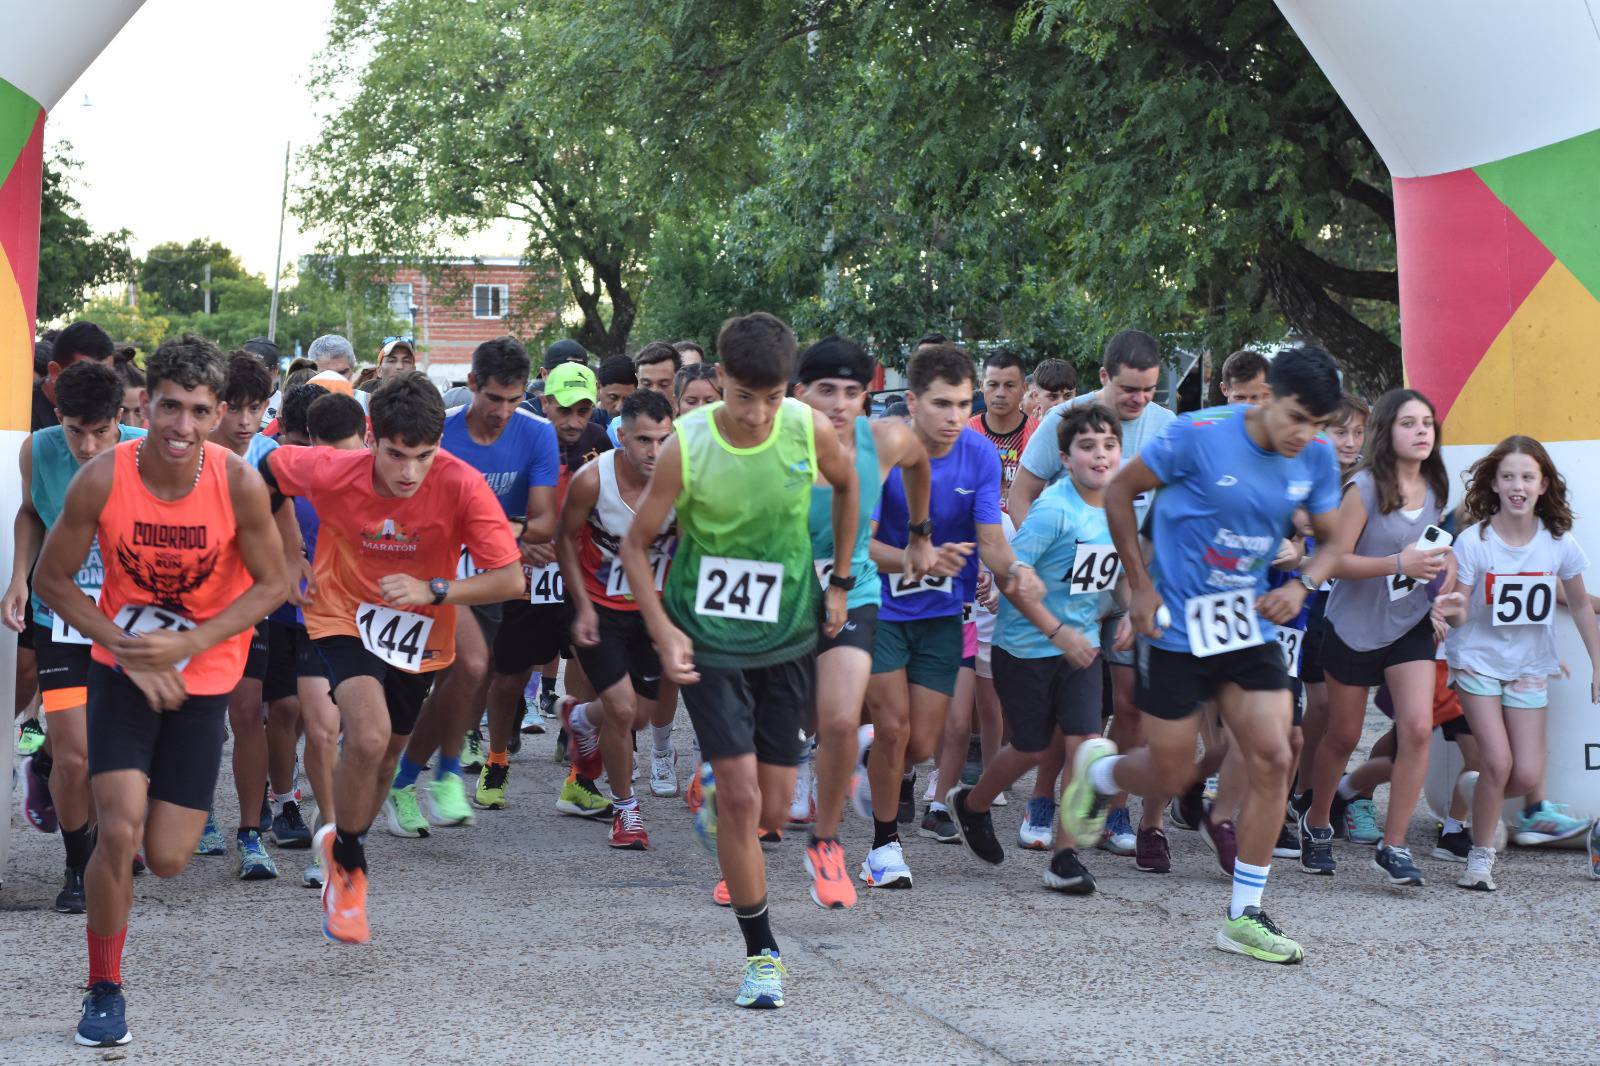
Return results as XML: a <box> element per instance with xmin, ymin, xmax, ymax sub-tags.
<box><xmin>871</xmin><ymin>615</ymin><xmax>963</xmax><ymax>696</ymax></box>
<box><xmin>1450</xmin><ymin>667</ymin><xmax>1549</xmax><ymax>710</ymax></box>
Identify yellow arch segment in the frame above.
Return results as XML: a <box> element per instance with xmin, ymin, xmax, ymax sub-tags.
<box><xmin>0</xmin><ymin>247</ymin><xmax>29</xmax><ymax>432</ymax></box>
<box><xmin>1445</xmin><ymin>261</ymin><xmax>1600</xmax><ymax>447</ymax></box>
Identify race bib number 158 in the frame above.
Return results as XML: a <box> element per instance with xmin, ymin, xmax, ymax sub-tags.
<box><xmin>1184</xmin><ymin>589</ymin><xmax>1264</xmax><ymax>659</ymax></box>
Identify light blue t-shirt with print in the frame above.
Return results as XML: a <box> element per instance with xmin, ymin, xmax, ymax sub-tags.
<box><xmin>995</xmin><ymin>475</ymin><xmax>1113</xmax><ymax>659</ymax></box>
<box><xmin>1020</xmin><ymin>390</ymin><xmax>1176</xmax><ymax>524</ymax></box>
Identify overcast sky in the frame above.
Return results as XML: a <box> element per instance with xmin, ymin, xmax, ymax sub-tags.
<box><xmin>44</xmin><ymin>0</ymin><xmax>517</xmax><ymax>278</ymax></box>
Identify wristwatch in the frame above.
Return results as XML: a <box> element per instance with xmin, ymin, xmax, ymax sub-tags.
<box><xmin>907</xmin><ymin>518</ymin><xmax>933</xmax><ymax>538</ymax></box>
<box><xmin>429</xmin><ymin>578</ymin><xmax>450</xmax><ymax>605</ymax></box>
<box><xmin>828</xmin><ymin>572</ymin><xmax>854</xmax><ymax>591</ymax></box>
<box><xmin>1298</xmin><ymin>572</ymin><xmax>1319</xmax><ymax>593</ymax></box>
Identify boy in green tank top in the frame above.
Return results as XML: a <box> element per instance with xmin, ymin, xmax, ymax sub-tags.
<box><xmin>619</xmin><ymin>313</ymin><xmax>864</xmax><ymax>1010</ymax></box>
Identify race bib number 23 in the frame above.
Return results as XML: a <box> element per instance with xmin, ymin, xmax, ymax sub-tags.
<box><xmin>696</xmin><ymin>557</ymin><xmax>783</xmax><ymax>623</ymax></box>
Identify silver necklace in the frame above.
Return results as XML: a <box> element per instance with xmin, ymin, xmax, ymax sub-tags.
<box><xmin>136</xmin><ymin>438</ymin><xmax>205</xmax><ymax>492</ymax></box>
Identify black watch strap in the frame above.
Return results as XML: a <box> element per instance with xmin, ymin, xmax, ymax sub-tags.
<box><xmin>828</xmin><ymin>572</ymin><xmax>854</xmax><ymax>591</ymax></box>
<box><xmin>908</xmin><ymin>519</ymin><xmax>933</xmax><ymax>538</ymax></box>
<box><xmin>430</xmin><ymin>578</ymin><xmax>450</xmax><ymax>605</ymax></box>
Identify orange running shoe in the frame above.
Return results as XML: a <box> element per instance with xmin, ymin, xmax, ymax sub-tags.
<box><xmin>686</xmin><ymin>768</ymin><xmax>704</xmax><ymax>814</ymax></box>
<box><xmin>712</xmin><ymin>879</ymin><xmax>731</xmax><ymax>906</ymax></box>
<box><xmin>315</xmin><ymin>824</ymin><xmax>370</xmax><ymax>944</ymax></box>
<box><xmin>804</xmin><ymin>838</ymin><xmax>857</xmax><ymax>910</ymax></box>
<box><xmin>758</xmin><ymin>826</ymin><xmax>783</xmax><ymax>845</ymax></box>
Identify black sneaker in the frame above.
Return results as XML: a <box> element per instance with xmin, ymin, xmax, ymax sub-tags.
<box><xmin>1169</xmin><ymin>781</ymin><xmax>1205</xmax><ymax>831</ymax></box>
<box><xmin>1329</xmin><ymin>790</ymin><xmax>1350</xmax><ymax>841</ymax></box>
<box><xmin>1272</xmin><ymin>818</ymin><xmax>1302</xmax><ymax>859</ymax></box>
<box><xmin>918</xmin><ymin>804</ymin><xmax>958</xmax><ymax>843</ymax></box>
<box><xmin>271</xmin><ymin>800</ymin><xmax>312</xmax><ymax>849</ymax></box>
<box><xmin>1043</xmin><ymin>848</ymin><xmax>1096</xmax><ymax>894</ymax></box>
<box><xmin>897</xmin><ymin>772</ymin><xmax>917</xmax><ymax>825</ymax></box>
<box><xmin>55</xmin><ymin>865</ymin><xmax>86</xmax><ymax>913</ymax></box>
<box><xmin>1431</xmin><ymin>825</ymin><xmax>1471</xmax><ymax>862</ymax></box>
<box><xmin>1298</xmin><ymin>814</ymin><xmax>1336</xmax><ymax>875</ymax></box>
<box><xmin>537</xmin><ymin>689</ymin><xmax>559</xmax><ymax>720</ymax></box>
<box><xmin>947</xmin><ymin>786</ymin><xmax>1004</xmax><ymax>865</ymax></box>
<box><xmin>1373</xmin><ymin>843</ymin><xmax>1425</xmax><ymax>886</ymax></box>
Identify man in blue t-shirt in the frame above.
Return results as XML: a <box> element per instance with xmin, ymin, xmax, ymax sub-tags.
<box><xmin>858</xmin><ymin>342</ymin><xmax>1043</xmax><ymax>890</ymax></box>
<box><xmin>385</xmin><ymin>337</ymin><xmax>561</xmax><ymax>836</ymax></box>
<box><xmin>1061</xmin><ymin>346</ymin><xmax>1343</xmax><ymax>966</ymax></box>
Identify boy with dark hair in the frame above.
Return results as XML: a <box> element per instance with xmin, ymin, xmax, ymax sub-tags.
<box><xmin>971</xmin><ymin>349</ymin><xmax>1036</xmax><ymax>509</ymax></box>
<box><xmin>306</xmin><ymin>393</ymin><xmax>366</xmax><ymax>445</ymax></box>
<box><xmin>596</xmin><ymin>354</ymin><xmax>637</xmax><ymax>415</ymax></box>
<box><xmin>1032</xmin><ymin>358</ymin><xmax>1077</xmax><ymax>414</ymax></box>
<box><xmin>672</xmin><ymin>339</ymin><xmax>706</xmax><ymax>365</ymax></box>
<box><xmin>35</xmin><ymin>321</ymin><xmax>117</xmax><ymax>431</ymax></box>
<box><xmin>1219</xmin><ymin>350</ymin><xmax>1272</xmax><ymax>406</ymax></box>
<box><xmin>633</xmin><ymin>341</ymin><xmax>682</xmax><ymax>401</ymax></box>
<box><xmin>279</xmin><ymin>384</ymin><xmax>332</xmax><ymax>446</ymax></box>
<box><xmin>716</xmin><ymin>311</ymin><xmax>796</xmax><ymax>387</ymax></box>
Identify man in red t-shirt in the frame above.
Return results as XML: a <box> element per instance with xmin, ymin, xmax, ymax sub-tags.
<box><xmin>968</xmin><ymin>350</ymin><xmax>1037</xmax><ymax>513</ymax></box>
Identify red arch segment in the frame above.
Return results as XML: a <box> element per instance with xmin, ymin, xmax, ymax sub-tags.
<box><xmin>1393</xmin><ymin>167</ymin><xmax>1553</xmax><ymax>421</ymax></box>
<box><xmin>0</xmin><ymin>107</ymin><xmax>44</xmax><ymax>323</ymax></box>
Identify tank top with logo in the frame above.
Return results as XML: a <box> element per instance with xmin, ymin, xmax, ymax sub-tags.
<box><xmin>29</xmin><ymin>424</ymin><xmax>145</xmax><ymax>627</ymax></box>
<box><xmin>578</xmin><ymin>450</ymin><xmax>677</xmax><ymax>612</ymax></box>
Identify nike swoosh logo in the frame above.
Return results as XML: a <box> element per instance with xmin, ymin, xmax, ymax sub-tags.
<box><xmin>954</xmin><ymin>487</ymin><xmax>975</xmax><ymax>495</ymax></box>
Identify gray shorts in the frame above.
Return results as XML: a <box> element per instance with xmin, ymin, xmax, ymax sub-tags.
<box><xmin>1099</xmin><ymin>611</ymin><xmax>1132</xmax><ymax>667</ymax></box>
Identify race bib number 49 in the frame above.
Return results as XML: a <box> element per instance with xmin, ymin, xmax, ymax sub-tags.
<box><xmin>1065</xmin><ymin>544</ymin><xmax>1121</xmax><ymax>594</ymax></box>
<box><xmin>52</xmin><ymin>587</ymin><xmax>102</xmax><ymax>646</ymax></box>
<box><xmin>1184</xmin><ymin>589</ymin><xmax>1264</xmax><ymax>658</ymax></box>
<box><xmin>1490</xmin><ymin>574</ymin><xmax>1557</xmax><ymax>626</ymax></box>
<box><xmin>695</xmin><ymin>557</ymin><xmax>783</xmax><ymax>623</ymax></box>
<box><xmin>356</xmin><ymin>602</ymin><xmax>434</xmax><ymax>673</ymax></box>
<box><xmin>112</xmin><ymin>603</ymin><xmax>197</xmax><ymax>671</ymax></box>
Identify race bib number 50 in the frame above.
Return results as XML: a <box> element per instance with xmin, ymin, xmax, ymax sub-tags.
<box><xmin>695</xmin><ymin>557</ymin><xmax>783</xmax><ymax>623</ymax></box>
<box><xmin>1490</xmin><ymin>574</ymin><xmax>1556</xmax><ymax>626</ymax></box>
<box><xmin>356</xmin><ymin>602</ymin><xmax>434</xmax><ymax>672</ymax></box>
<box><xmin>1184</xmin><ymin>589</ymin><xmax>1264</xmax><ymax>658</ymax></box>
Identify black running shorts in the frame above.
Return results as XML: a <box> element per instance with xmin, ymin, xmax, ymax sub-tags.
<box><xmin>1134</xmin><ymin>640</ymin><xmax>1290</xmax><ymax>722</ymax></box>
<box><xmin>681</xmin><ymin>654</ymin><xmax>815</xmax><ymax>766</ymax></box>
<box><xmin>573</xmin><ymin>604</ymin><xmax>661</xmax><ymax>700</ymax></box>
<box><xmin>312</xmin><ymin>635</ymin><xmax>436</xmax><ymax>736</ymax></box>
<box><xmin>992</xmin><ymin>647</ymin><xmax>1103</xmax><ymax>752</ymax></box>
<box><xmin>817</xmin><ymin>603</ymin><xmax>878</xmax><ymax>656</ymax></box>
<box><xmin>86</xmin><ymin>662</ymin><xmax>229</xmax><ymax>811</ymax></box>
<box><xmin>494</xmin><ymin>599</ymin><xmax>572</xmax><ymax>675</ymax></box>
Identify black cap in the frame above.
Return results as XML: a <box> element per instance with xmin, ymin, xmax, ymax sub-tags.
<box><xmin>597</xmin><ymin>354</ymin><xmax>638</xmax><ymax>387</ymax></box>
<box><xmin>796</xmin><ymin>335</ymin><xmax>874</xmax><ymax>386</ymax></box>
<box><xmin>543</xmin><ymin>338</ymin><xmax>589</xmax><ymax>370</ymax></box>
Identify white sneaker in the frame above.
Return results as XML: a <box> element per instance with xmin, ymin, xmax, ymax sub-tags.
<box><xmin>650</xmin><ymin>749</ymin><xmax>679</xmax><ymax>798</ymax></box>
<box><xmin>993</xmin><ymin>790</ymin><xmax>1009</xmax><ymax>808</ymax></box>
<box><xmin>1457</xmin><ymin>845</ymin><xmax>1496</xmax><ymax>891</ymax></box>
<box><xmin>851</xmin><ymin>725</ymin><xmax>875</xmax><ymax>821</ymax></box>
<box><xmin>301</xmin><ymin>856</ymin><xmax>324</xmax><ymax>888</ymax></box>
<box><xmin>859</xmin><ymin>840</ymin><xmax>913</xmax><ymax>888</ymax></box>
<box><xmin>788</xmin><ymin>752</ymin><xmax>815</xmax><ymax>826</ymax></box>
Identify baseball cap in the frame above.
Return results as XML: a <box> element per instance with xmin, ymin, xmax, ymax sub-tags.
<box><xmin>796</xmin><ymin>335</ymin><xmax>873</xmax><ymax>386</ymax></box>
<box><xmin>544</xmin><ymin>362</ymin><xmax>597</xmax><ymax>407</ymax></box>
<box><xmin>380</xmin><ymin>336</ymin><xmax>416</xmax><ymax>360</ymax></box>
<box><xmin>543</xmin><ymin>338</ymin><xmax>589</xmax><ymax>370</ymax></box>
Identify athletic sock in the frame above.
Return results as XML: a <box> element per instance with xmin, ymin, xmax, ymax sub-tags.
<box><xmin>569</xmin><ymin>701</ymin><xmax>594</xmax><ymax>735</ymax></box>
<box><xmin>1443</xmin><ymin>817</ymin><xmax>1466</xmax><ymax>835</ymax></box>
<box><xmin>1523</xmin><ymin>801</ymin><xmax>1543</xmax><ymax>819</ymax></box>
<box><xmin>540</xmin><ymin>675</ymin><xmax>558</xmax><ymax>697</ymax></box>
<box><xmin>487</xmin><ymin>749</ymin><xmax>509</xmax><ymax>768</ymax></box>
<box><xmin>274</xmin><ymin>790</ymin><xmax>298</xmax><ymax>814</ymax></box>
<box><xmin>1229</xmin><ymin>859</ymin><xmax>1270</xmax><ymax>920</ymax></box>
<box><xmin>333</xmin><ymin>827</ymin><xmax>368</xmax><ymax>873</ymax></box>
<box><xmin>733</xmin><ymin>897</ymin><xmax>779</xmax><ymax>957</ymax></box>
<box><xmin>613</xmin><ymin>793</ymin><xmax>638</xmax><ymax>811</ymax></box>
<box><xmin>62</xmin><ymin>822</ymin><xmax>93</xmax><ymax>868</ymax></box>
<box><xmin>872</xmin><ymin>818</ymin><xmax>899</xmax><ymax>849</ymax></box>
<box><xmin>1336</xmin><ymin>774</ymin><xmax>1360</xmax><ymax>801</ymax></box>
<box><xmin>393</xmin><ymin>754</ymin><xmax>426</xmax><ymax>791</ymax></box>
<box><xmin>1089</xmin><ymin>753</ymin><xmax>1122</xmax><ymax>794</ymax></box>
<box><xmin>651</xmin><ymin>724</ymin><xmax>674</xmax><ymax>753</ymax></box>
<box><xmin>87</xmin><ymin>926</ymin><xmax>127</xmax><ymax>987</ymax></box>
<box><xmin>437</xmin><ymin>754</ymin><xmax>462</xmax><ymax>779</ymax></box>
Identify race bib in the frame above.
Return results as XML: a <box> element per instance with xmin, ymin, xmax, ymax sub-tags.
<box><xmin>51</xmin><ymin>588</ymin><xmax>101</xmax><ymax>646</ymax></box>
<box><xmin>604</xmin><ymin>553</ymin><xmax>669</xmax><ymax>599</ymax></box>
<box><xmin>1275</xmin><ymin>625</ymin><xmax>1304</xmax><ymax>678</ymax></box>
<box><xmin>1388</xmin><ymin>573</ymin><xmax>1419</xmax><ymax>602</ymax></box>
<box><xmin>814</xmin><ymin>559</ymin><xmax>834</xmax><ymax>590</ymax></box>
<box><xmin>1184</xmin><ymin>589</ymin><xmax>1264</xmax><ymax>658</ymax></box>
<box><xmin>528</xmin><ymin>562</ymin><xmax>566</xmax><ymax>605</ymax></box>
<box><xmin>888</xmin><ymin>571</ymin><xmax>952</xmax><ymax>598</ymax></box>
<box><xmin>355</xmin><ymin>602</ymin><xmax>434</xmax><ymax>673</ymax></box>
<box><xmin>456</xmin><ymin>546</ymin><xmax>487</xmax><ymax>582</ymax></box>
<box><xmin>1064</xmin><ymin>544</ymin><xmax>1121</xmax><ymax>595</ymax></box>
<box><xmin>111</xmin><ymin>603</ymin><xmax>197</xmax><ymax>671</ymax></box>
<box><xmin>695</xmin><ymin>557</ymin><xmax>783</xmax><ymax>623</ymax></box>
<box><xmin>1490</xmin><ymin>574</ymin><xmax>1557</xmax><ymax>627</ymax></box>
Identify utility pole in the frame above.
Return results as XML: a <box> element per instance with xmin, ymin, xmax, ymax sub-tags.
<box><xmin>203</xmin><ymin>262</ymin><xmax>211</xmax><ymax>315</ymax></box>
<box><xmin>267</xmin><ymin>140</ymin><xmax>290</xmax><ymax>342</ymax></box>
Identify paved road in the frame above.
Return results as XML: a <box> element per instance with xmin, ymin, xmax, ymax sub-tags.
<box><xmin>4</xmin><ymin>707</ymin><xmax>1596</xmax><ymax>1065</ymax></box>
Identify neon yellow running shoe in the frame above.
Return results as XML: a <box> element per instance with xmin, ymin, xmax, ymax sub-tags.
<box><xmin>556</xmin><ymin>769</ymin><xmax>612</xmax><ymax>818</ymax></box>
<box><xmin>1215</xmin><ymin>907</ymin><xmax>1304</xmax><ymax>965</ymax></box>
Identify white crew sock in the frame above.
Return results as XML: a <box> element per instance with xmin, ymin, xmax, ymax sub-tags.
<box><xmin>1230</xmin><ymin>859</ymin><xmax>1270</xmax><ymax>919</ymax></box>
<box><xmin>651</xmin><ymin>724</ymin><xmax>673</xmax><ymax>753</ymax></box>
<box><xmin>1089</xmin><ymin>754</ymin><xmax>1122</xmax><ymax>795</ymax></box>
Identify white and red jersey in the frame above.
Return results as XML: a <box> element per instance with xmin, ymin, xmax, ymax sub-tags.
<box><xmin>578</xmin><ymin>451</ymin><xmax>676</xmax><ymax>611</ymax></box>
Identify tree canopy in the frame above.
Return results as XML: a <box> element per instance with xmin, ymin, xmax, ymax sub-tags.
<box><xmin>37</xmin><ymin>149</ymin><xmax>132</xmax><ymax>324</ymax></box>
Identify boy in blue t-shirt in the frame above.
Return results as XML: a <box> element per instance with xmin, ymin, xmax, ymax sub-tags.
<box><xmin>1061</xmin><ymin>346</ymin><xmax>1344</xmax><ymax>966</ymax></box>
<box><xmin>945</xmin><ymin>405</ymin><xmax>1125</xmax><ymax>896</ymax></box>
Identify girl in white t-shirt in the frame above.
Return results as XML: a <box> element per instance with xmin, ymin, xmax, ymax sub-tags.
<box><xmin>1438</xmin><ymin>436</ymin><xmax>1600</xmax><ymax>892</ymax></box>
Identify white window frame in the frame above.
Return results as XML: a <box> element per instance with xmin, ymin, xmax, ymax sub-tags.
<box><xmin>473</xmin><ymin>283</ymin><xmax>509</xmax><ymax>320</ymax></box>
<box><xmin>387</xmin><ymin>283</ymin><xmax>414</xmax><ymax>320</ymax></box>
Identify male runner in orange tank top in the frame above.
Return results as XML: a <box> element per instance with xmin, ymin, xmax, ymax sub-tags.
<box><xmin>35</xmin><ymin>335</ymin><xmax>289</xmax><ymax>1049</ymax></box>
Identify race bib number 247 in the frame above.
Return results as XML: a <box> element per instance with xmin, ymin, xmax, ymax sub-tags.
<box><xmin>695</xmin><ymin>557</ymin><xmax>783</xmax><ymax>623</ymax></box>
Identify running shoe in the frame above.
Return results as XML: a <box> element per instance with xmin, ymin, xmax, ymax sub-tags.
<box><xmin>897</xmin><ymin>772</ymin><xmax>917</xmax><ymax>825</ymax></box>
<box><xmin>735</xmin><ymin>949</ymin><xmax>786</xmax><ymax>1009</ymax></box>
<box><xmin>994</xmin><ymin>791</ymin><xmax>1009</xmax><ymax>807</ymax></box>
<box><xmin>55</xmin><ymin>865</ymin><xmax>86</xmax><ymax>914</ymax></box>
<box><xmin>788</xmin><ymin>753</ymin><xmax>815</xmax><ymax>826</ymax></box>
<box><xmin>803</xmin><ymin>838</ymin><xmax>857</xmax><ymax>910</ymax></box>
<box><xmin>1098</xmin><ymin>806</ymin><xmax>1136</xmax><ymax>856</ymax></box>
<box><xmin>131</xmin><ymin>851</ymin><xmax>146</xmax><ymax>876</ymax></box>
<box><xmin>1373</xmin><ymin>842</ymin><xmax>1425</xmax><ymax>886</ymax></box>
<box><xmin>271</xmin><ymin>800</ymin><xmax>313</xmax><ymax>849</ymax></box>
<box><xmin>850</xmin><ymin>724</ymin><xmax>875</xmax><ymax>821</ymax></box>
<box><xmin>962</xmin><ymin>732</ymin><xmax>983</xmax><ymax>786</ymax></box>
<box><xmin>693</xmin><ymin>762</ymin><xmax>718</xmax><ymax>853</ymax></box>
<box><xmin>1201</xmin><ymin>810</ymin><xmax>1238</xmax><ymax>875</ymax></box>
<box><xmin>195</xmin><ymin>811</ymin><xmax>227</xmax><ymax>856</ymax></box>
<box><xmin>686</xmin><ymin>763</ymin><xmax>705</xmax><ymax>813</ymax></box>
<box><xmin>650</xmin><ymin>748</ymin><xmax>679</xmax><ymax>798</ymax></box>
<box><xmin>537</xmin><ymin>688</ymin><xmax>559</xmax><ymax>720</ymax></box>
<box><xmin>1457</xmin><ymin>846</ymin><xmax>1496</xmax><ymax>891</ymax></box>
<box><xmin>712</xmin><ymin>879</ymin><xmax>731</xmax><ymax>906</ymax></box>
<box><xmin>609</xmin><ymin>804</ymin><xmax>649</xmax><ymax>850</ymax></box>
<box><xmin>315</xmin><ymin>824</ymin><xmax>370</xmax><ymax>944</ymax></box>
<box><xmin>1043</xmin><ymin>848</ymin><xmax>1096</xmax><ymax>894</ymax></box>
<box><xmin>1272</xmin><ymin>818</ymin><xmax>1302</xmax><ymax>860</ymax></box>
<box><xmin>948</xmin><ymin>786</ymin><xmax>1003</xmax><ymax>865</ymax></box>
<box><xmin>461</xmin><ymin>730</ymin><xmax>486</xmax><ymax>774</ymax></box>
<box><xmin>557</xmin><ymin>769</ymin><xmax>613</xmax><ymax>819</ymax></box>
<box><xmin>1168</xmin><ymin>781</ymin><xmax>1204</xmax><ymax>832</ymax></box>
<box><xmin>1342</xmin><ymin>797</ymin><xmax>1382</xmax><ymax>845</ymax></box>
<box><xmin>424</xmin><ymin>772</ymin><xmax>477</xmax><ymax>827</ymax></box>
<box><xmin>1017</xmin><ymin>797</ymin><xmax>1056</xmax><ymax>850</ymax></box>
<box><xmin>302</xmin><ymin>855</ymin><xmax>324</xmax><ymax>889</ymax></box>
<box><xmin>1298</xmin><ymin>815</ymin><xmax>1335</xmax><ymax>875</ymax></box>
<box><xmin>1432</xmin><ymin>825</ymin><xmax>1471</xmax><ymax>862</ymax></box>
<box><xmin>382</xmin><ymin>783</ymin><xmax>430</xmax><ymax>837</ymax></box>
<box><xmin>758</xmin><ymin>826</ymin><xmax>783</xmax><ymax>845</ymax></box>
<box><xmin>1587</xmin><ymin>820</ymin><xmax>1600</xmax><ymax>880</ymax></box>
<box><xmin>19</xmin><ymin>754</ymin><xmax>56</xmax><ymax>834</ymax></box>
<box><xmin>919</xmin><ymin>804</ymin><xmax>959</xmax><ymax>844</ymax></box>
<box><xmin>75</xmin><ymin>981</ymin><xmax>131</xmax><ymax>1047</ymax></box>
<box><xmin>1135</xmin><ymin>827</ymin><xmax>1171</xmax><ymax>873</ymax></box>
<box><xmin>1328</xmin><ymin>790</ymin><xmax>1350</xmax><ymax>841</ymax></box>
<box><xmin>1215</xmin><ymin>907</ymin><xmax>1304</xmax><ymax>965</ymax></box>
<box><xmin>560</xmin><ymin>698</ymin><xmax>603</xmax><ymax>780</ymax></box>
<box><xmin>236</xmin><ymin>830</ymin><xmax>279</xmax><ymax>880</ymax></box>
<box><xmin>474</xmin><ymin>762</ymin><xmax>509</xmax><ymax>810</ymax></box>
<box><xmin>16</xmin><ymin>716</ymin><xmax>45</xmax><ymax>757</ymax></box>
<box><xmin>554</xmin><ymin>726</ymin><xmax>569</xmax><ymax>765</ymax></box>
<box><xmin>1059</xmin><ymin>738</ymin><xmax>1117</xmax><ymax>847</ymax></box>
<box><xmin>1511</xmin><ymin>801</ymin><xmax>1590</xmax><ymax>846</ymax></box>
<box><xmin>859</xmin><ymin>840</ymin><xmax>913</xmax><ymax>888</ymax></box>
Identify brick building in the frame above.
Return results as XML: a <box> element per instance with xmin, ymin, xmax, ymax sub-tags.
<box><xmin>383</xmin><ymin>258</ymin><xmax>558</xmax><ymax>375</ymax></box>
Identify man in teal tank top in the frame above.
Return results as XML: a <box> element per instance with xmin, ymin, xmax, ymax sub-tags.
<box><xmin>2</xmin><ymin>362</ymin><xmax>144</xmax><ymax>915</ymax></box>
<box><xmin>620</xmin><ymin>313</ymin><xmax>871</xmax><ymax>1010</ymax></box>
<box><xmin>793</xmin><ymin>336</ymin><xmax>935</xmax><ymax>911</ymax></box>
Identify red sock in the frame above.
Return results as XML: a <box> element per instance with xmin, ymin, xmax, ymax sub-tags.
<box><xmin>88</xmin><ymin>927</ymin><xmax>127</xmax><ymax>987</ymax></box>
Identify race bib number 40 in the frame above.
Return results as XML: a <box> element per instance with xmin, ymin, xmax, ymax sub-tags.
<box><xmin>52</xmin><ymin>587</ymin><xmax>102</xmax><ymax>646</ymax></box>
<box><xmin>1065</xmin><ymin>544</ymin><xmax>1121</xmax><ymax>594</ymax></box>
<box><xmin>528</xmin><ymin>563</ymin><xmax>566</xmax><ymax>605</ymax></box>
<box><xmin>1184</xmin><ymin>589</ymin><xmax>1264</xmax><ymax>658</ymax></box>
<box><xmin>112</xmin><ymin>603</ymin><xmax>197</xmax><ymax>671</ymax></box>
<box><xmin>356</xmin><ymin>602</ymin><xmax>434</xmax><ymax>672</ymax></box>
<box><xmin>1490</xmin><ymin>574</ymin><xmax>1557</xmax><ymax>626</ymax></box>
<box><xmin>695</xmin><ymin>557</ymin><xmax>783</xmax><ymax>623</ymax></box>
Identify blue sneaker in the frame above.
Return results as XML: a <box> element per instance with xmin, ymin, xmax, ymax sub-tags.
<box><xmin>693</xmin><ymin>763</ymin><xmax>718</xmax><ymax>855</ymax></box>
<box><xmin>236</xmin><ymin>830</ymin><xmax>280</xmax><ymax>880</ymax></box>
<box><xmin>1098</xmin><ymin>806</ymin><xmax>1136</xmax><ymax>856</ymax></box>
<box><xmin>75</xmin><ymin>981</ymin><xmax>131</xmax><ymax>1047</ymax></box>
<box><xmin>734</xmin><ymin>949</ymin><xmax>787</xmax><ymax>1008</ymax></box>
<box><xmin>1342</xmin><ymin>797</ymin><xmax>1382</xmax><ymax>845</ymax></box>
<box><xmin>195</xmin><ymin>811</ymin><xmax>226</xmax><ymax>856</ymax></box>
<box><xmin>1018</xmin><ymin>796</ymin><xmax>1056</xmax><ymax>850</ymax></box>
<box><xmin>270</xmin><ymin>800</ymin><xmax>313</xmax><ymax>849</ymax></box>
<box><xmin>1511</xmin><ymin>801</ymin><xmax>1590</xmax><ymax>846</ymax></box>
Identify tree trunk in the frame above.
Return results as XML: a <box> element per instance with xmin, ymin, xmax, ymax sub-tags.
<box><xmin>566</xmin><ymin>255</ymin><xmax>635</xmax><ymax>358</ymax></box>
<box><xmin>1258</xmin><ymin>244</ymin><xmax>1401</xmax><ymax>395</ymax></box>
